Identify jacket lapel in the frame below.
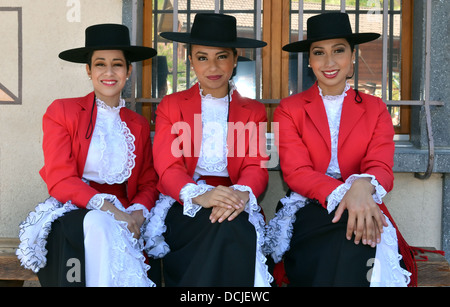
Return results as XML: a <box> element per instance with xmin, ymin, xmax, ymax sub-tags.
<box><xmin>179</xmin><ymin>84</ymin><xmax>202</xmax><ymax>160</ymax></box>
<box><xmin>76</xmin><ymin>92</ymin><xmax>96</xmax><ymax>173</ymax></box>
<box><xmin>304</xmin><ymin>86</ymin><xmax>332</xmax><ymax>152</ymax></box>
<box><xmin>338</xmin><ymin>89</ymin><xmax>365</xmax><ymax>148</ymax></box>
<box><xmin>227</xmin><ymin>91</ymin><xmax>252</xmax><ymax>154</ymax></box>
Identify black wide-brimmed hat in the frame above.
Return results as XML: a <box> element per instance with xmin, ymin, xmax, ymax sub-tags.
<box><xmin>59</xmin><ymin>23</ymin><xmax>157</xmax><ymax>63</ymax></box>
<box><xmin>160</xmin><ymin>13</ymin><xmax>267</xmax><ymax>48</ymax></box>
<box><xmin>283</xmin><ymin>12</ymin><xmax>380</xmax><ymax>53</ymax></box>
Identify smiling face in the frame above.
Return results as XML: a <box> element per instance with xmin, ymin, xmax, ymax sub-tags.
<box><xmin>86</xmin><ymin>49</ymin><xmax>132</xmax><ymax>106</ymax></box>
<box><xmin>309</xmin><ymin>38</ymin><xmax>355</xmax><ymax>96</ymax></box>
<box><xmin>189</xmin><ymin>45</ymin><xmax>238</xmax><ymax>98</ymax></box>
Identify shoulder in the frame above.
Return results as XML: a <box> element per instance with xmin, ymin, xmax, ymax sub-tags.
<box><xmin>280</xmin><ymin>84</ymin><xmax>318</xmax><ymax>108</ymax></box>
<box><xmin>47</xmin><ymin>92</ymin><xmax>94</xmax><ymax>113</ymax></box>
<box><xmin>352</xmin><ymin>89</ymin><xmax>388</xmax><ymax>113</ymax></box>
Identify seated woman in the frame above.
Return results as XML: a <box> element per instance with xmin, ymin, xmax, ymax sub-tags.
<box><xmin>144</xmin><ymin>13</ymin><xmax>273</xmax><ymax>287</ymax></box>
<box><xmin>265</xmin><ymin>12</ymin><xmax>416</xmax><ymax>287</ymax></box>
<box><xmin>16</xmin><ymin>24</ymin><xmax>159</xmax><ymax>287</ymax></box>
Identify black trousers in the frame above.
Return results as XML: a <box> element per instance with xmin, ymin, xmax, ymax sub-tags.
<box><xmin>159</xmin><ymin>202</ymin><xmax>257</xmax><ymax>287</ymax></box>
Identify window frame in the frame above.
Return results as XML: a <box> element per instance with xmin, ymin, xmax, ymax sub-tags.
<box><xmin>136</xmin><ymin>0</ymin><xmax>417</xmax><ymax>137</ymax></box>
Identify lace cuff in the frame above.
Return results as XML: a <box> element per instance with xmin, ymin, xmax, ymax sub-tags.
<box><xmin>179</xmin><ymin>182</ymin><xmax>214</xmax><ymax>217</ymax></box>
<box><xmin>86</xmin><ymin>193</ymin><xmax>119</xmax><ymax>210</ymax></box>
<box><xmin>326</xmin><ymin>174</ymin><xmax>387</xmax><ymax>213</ymax></box>
<box><xmin>126</xmin><ymin>203</ymin><xmax>150</xmax><ymax>217</ymax></box>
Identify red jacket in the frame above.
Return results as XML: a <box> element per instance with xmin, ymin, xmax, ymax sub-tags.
<box><xmin>153</xmin><ymin>83</ymin><xmax>269</xmax><ymax>203</ymax></box>
<box><xmin>274</xmin><ymin>83</ymin><xmax>395</xmax><ymax>207</ymax></box>
<box><xmin>39</xmin><ymin>92</ymin><xmax>159</xmax><ymax>210</ymax></box>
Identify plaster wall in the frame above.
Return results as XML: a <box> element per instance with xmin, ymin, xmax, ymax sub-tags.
<box><xmin>0</xmin><ymin>0</ymin><xmax>123</xmax><ymax>237</ymax></box>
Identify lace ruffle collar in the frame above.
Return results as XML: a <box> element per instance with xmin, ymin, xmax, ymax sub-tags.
<box><xmin>96</xmin><ymin>97</ymin><xmax>126</xmax><ymax>111</ymax></box>
<box><xmin>198</xmin><ymin>80</ymin><xmax>237</xmax><ymax>101</ymax></box>
<box><xmin>318</xmin><ymin>81</ymin><xmax>351</xmax><ymax>101</ymax></box>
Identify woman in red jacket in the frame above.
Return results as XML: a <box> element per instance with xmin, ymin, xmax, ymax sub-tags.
<box><xmin>265</xmin><ymin>13</ymin><xmax>416</xmax><ymax>286</ymax></box>
<box><xmin>16</xmin><ymin>24</ymin><xmax>159</xmax><ymax>286</ymax></box>
<box><xmin>143</xmin><ymin>13</ymin><xmax>272</xmax><ymax>286</ymax></box>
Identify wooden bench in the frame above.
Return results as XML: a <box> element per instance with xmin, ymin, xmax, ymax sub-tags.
<box><xmin>1</xmin><ymin>237</ymin><xmax>449</xmax><ymax>287</ymax></box>
<box><xmin>0</xmin><ymin>238</ymin><xmax>38</xmax><ymax>287</ymax></box>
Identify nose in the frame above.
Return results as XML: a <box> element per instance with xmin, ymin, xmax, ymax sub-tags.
<box><xmin>104</xmin><ymin>64</ymin><xmax>115</xmax><ymax>75</ymax></box>
<box><xmin>324</xmin><ymin>54</ymin><xmax>336</xmax><ymax>67</ymax></box>
<box><xmin>208</xmin><ymin>58</ymin><xmax>219</xmax><ymax>71</ymax></box>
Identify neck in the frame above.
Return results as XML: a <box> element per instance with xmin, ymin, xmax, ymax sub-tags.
<box><xmin>95</xmin><ymin>93</ymin><xmax>121</xmax><ymax>108</ymax></box>
<box><xmin>199</xmin><ymin>83</ymin><xmax>230</xmax><ymax>99</ymax></box>
<box><xmin>317</xmin><ymin>81</ymin><xmax>347</xmax><ymax>96</ymax></box>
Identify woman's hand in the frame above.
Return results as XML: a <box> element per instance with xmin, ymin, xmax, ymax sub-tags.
<box><xmin>193</xmin><ymin>186</ymin><xmax>244</xmax><ymax>210</ymax></box>
<box><xmin>209</xmin><ymin>190</ymin><xmax>249</xmax><ymax>223</ymax></box>
<box><xmin>332</xmin><ymin>178</ymin><xmax>388</xmax><ymax>247</ymax></box>
<box><xmin>193</xmin><ymin>187</ymin><xmax>248</xmax><ymax>223</ymax></box>
<box><xmin>101</xmin><ymin>200</ymin><xmax>143</xmax><ymax>239</ymax></box>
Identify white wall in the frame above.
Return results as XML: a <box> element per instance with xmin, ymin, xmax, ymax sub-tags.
<box><xmin>0</xmin><ymin>0</ymin><xmax>123</xmax><ymax>237</ymax></box>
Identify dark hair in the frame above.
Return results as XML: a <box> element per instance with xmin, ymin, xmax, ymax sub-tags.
<box><xmin>86</xmin><ymin>50</ymin><xmax>132</xmax><ymax>72</ymax></box>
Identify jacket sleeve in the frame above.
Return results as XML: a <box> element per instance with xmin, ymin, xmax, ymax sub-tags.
<box><xmin>152</xmin><ymin>95</ymin><xmax>197</xmax><ymax>203</ymax></box>
<box><xmin>232</xmin><ymin>102</ymin><xmax>269</xmax><ymax>198</ymax></box>
<box><xmin>40</xmin><ymin>100</ymin><xmax>98</xmax><ymax>208</ymax></box>
<box><xmin>274</xmin><ymin>99</ymin><xmax>342</xmax><ymax>206</ymax></box>
<box><xmin>359</xmin><ymin>97</ymin><xmax>395</xmax><ymax>193</ymax></box>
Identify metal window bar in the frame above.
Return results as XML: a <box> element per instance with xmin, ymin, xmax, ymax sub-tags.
<box><xmin>127</xmin><ymin>0</ymin><xmax>441</xmax><ymax>178</ymax></box>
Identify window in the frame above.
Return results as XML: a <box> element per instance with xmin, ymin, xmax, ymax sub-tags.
<box><xmin>136</xmin><ymin>0</ymin><xmax>413</xmax><ymax>136</ymax></box>
<box><xmin>287</xmin><ymin>0</ymin><xmax>410</xmax><ymax>136</ymax></box>
<box><xmin>153</xmin><ymin>0</ymin><xmax>263</xmax><ymax>98</ymax></box>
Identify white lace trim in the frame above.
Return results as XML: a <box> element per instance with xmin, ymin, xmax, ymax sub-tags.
<box><xmin>370</xmin><ymin>214</ymin><xmax>411</xmax><ymax>286</ymax></box>
<box><xmin>196</xmin><ymin>82</ymin><xmax>236</xmax><ymax>174</ymax></box>
<box><xmin>85</xmin><ymin>209</ymin><xmax>154</xmax><ymax>287</ymax></box>
<box><xmin>232</xmin><ymin>184</ymin><xmax>274</xmax><ymax>286</ymax></box>
<box><xmin>17</xmin><ymin>194</ymin><xmax>153</xmax><ymax>281</ymax></box>
<box><xmin>319</xmin><ymin>82</ymin><xmax>351</xmax><ymax>179</ymax></box>
<box><xmin>17</xmin><ymin>197</ymin><xmax>79</xmax><ymax>273</ymax></box>
<box><xmin>83</xmin><ymin>98</ymin><xmax>136</xmax><ymax>185</ymax></box>
<box><xmin>326</xmin><ymin>174</ymin><xmax>387</xmax><ymax>213</ymax></box>
<box><xmin>264</xmin><ymin>192</ymin><xmax>307</xmax><ymax>263</ymax></box>
<box><xmin>143</xmin><ymin>184</ymin><xmax>274</xmax><ymax>286</ymax></box>
<box><xmin>199</xmin><ymin>80</ymin><xmax>237</xmax><ymax>100</ymax></box>
<box><xmin>179</xmin><ymin>182</ymin><xmax>214</xmax><ymax>217</ymax></box>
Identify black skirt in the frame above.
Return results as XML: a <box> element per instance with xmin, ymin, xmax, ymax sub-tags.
<box><xmin>283</xmin><ymin>200</ymin><xmax>376</xmax><ymax>287</ymax></box>
<box><xmin>159</xmin><ymin>202</ymin><xmax>257</xmax><ymax>287</ymax></box>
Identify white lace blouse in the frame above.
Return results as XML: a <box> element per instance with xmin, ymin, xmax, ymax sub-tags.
<box><xmin>83</xmin><ymin>98</ymin><xmax>145</xmax><ymax>213</ymax></box>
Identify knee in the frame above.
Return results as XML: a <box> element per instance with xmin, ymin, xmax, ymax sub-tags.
<box><xmin>83</xmin><ymin>210</ymin><xmax>115</xmax><ymax>239</ymax></box>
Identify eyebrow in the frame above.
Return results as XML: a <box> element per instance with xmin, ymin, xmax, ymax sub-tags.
<box><xmin>93</xmin><ymin>57</ymin><xmax>125</xmax><ymax>62</ymax></box>
<box><xmin>311</xmin><ymin>43</ymin><xmax>347</xmax><ymax>50</ymax></box>
<box><xmin>194</xmin><ymin>50</ymin><xmax>231</xmax><ymax>56</ymax></box>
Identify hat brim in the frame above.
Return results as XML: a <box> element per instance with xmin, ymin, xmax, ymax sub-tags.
<box><xmin>160</xmin><ymin>32</ymin><xmax>267</xmax><ymax>48</ymax></box>
<box><xmin>58</xmin><ymin>46</ymin><xmax>157</xmax><ymax>64</ymax></box>
<box><xmin>282</xmin><ymin>33</ymin><xmax>380</xmax><ymax>53</ymax></box>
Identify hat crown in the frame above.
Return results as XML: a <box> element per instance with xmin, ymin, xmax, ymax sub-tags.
<box><xmin>306</xmin><ymin>12</ymin><xmax>353</xmax><ymax>41</ymax></box>
<box><xmin>85</xmin><ymin>24</ymin><xmax>131</xmax><ymax>48</ymax></box>
<box><xmin>190</xmin><ymin>13</ymin><xmax>237</xmax><ymax>43</ymax></box>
